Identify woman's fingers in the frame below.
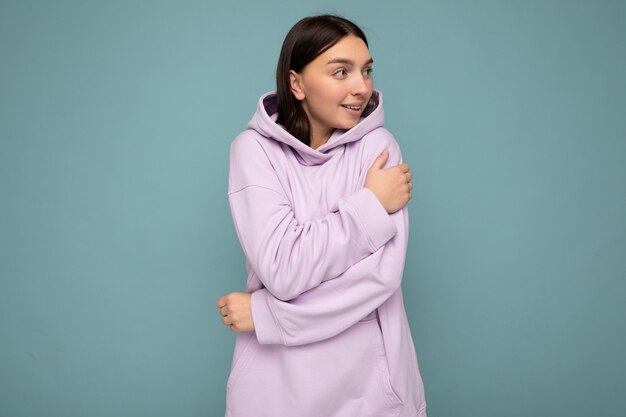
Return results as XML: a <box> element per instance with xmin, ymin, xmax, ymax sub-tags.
<box><xmin>398</xmin><ymin>163</ymin><xmax>410</xmax><ymax>173</ymax></box>
<box><xmin>216</xmin><ymin>292</ymin><xmax>254</xmax><ymax>333</ymax></box>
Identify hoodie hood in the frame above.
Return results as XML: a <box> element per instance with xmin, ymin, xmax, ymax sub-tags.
<box><xmin>247</xmin><ymin>90</ymin><xmax>385</xmax><ymax>166</ymax></box>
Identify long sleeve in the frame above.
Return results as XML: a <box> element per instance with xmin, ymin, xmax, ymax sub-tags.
<box><xmin>249</xmin><ymin>130</ymin><xmax>410</xmax><ymax>346</ymax></box>
<box><xmin>228</xmin><ymin>132</ymin><xmax>398</xmax><ymax>301</ymax></box>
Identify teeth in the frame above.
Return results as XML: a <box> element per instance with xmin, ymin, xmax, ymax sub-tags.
<box><xmin>342</xmin><ymin>105</ymin><xmax>361</xmax><ymax>110</ymax></box>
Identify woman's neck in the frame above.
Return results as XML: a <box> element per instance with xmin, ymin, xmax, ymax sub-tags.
<box><xmin>309</xmin><ymin>127</ymin><xmax>335</xmax><ymax>150</ymax></box>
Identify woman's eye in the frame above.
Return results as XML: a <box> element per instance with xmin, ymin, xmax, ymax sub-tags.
<box><xmin>333</xmin><ymin>69</ymin><xmax>347</xmax><ymax>78</ymax></box>
<box><xmin>363</xmin><ymin>67</ymin><xmax>374</xmax><ymax>77</ymax></box>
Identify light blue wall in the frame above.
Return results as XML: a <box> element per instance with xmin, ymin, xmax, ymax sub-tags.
<box><xmin>1</xmin><ymin>1</ymin><xmax>624</xmax><ymax>416</ymax></box>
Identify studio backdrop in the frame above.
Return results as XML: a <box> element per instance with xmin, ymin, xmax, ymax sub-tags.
<box><xmin>1</xmin><ymin>1</ymin><xmax>624</xmax><ymax>416</ymax></box>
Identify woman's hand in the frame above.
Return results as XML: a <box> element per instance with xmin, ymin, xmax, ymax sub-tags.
<box><xmin>216</xmin><ymin>292</ymin><xmax>255</xmax><ymax>332</ymax></box>
<box><xmin>364</xmin><ymin>149</ymin><xmax>413</xmax><ymax>213</ymax></box>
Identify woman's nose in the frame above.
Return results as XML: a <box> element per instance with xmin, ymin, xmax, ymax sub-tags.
<box><xmin>351</xmin><ymin>73</ymin><xmax>370</xmax><ymax>96</ymax></box>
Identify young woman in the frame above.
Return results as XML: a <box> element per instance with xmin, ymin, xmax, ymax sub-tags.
<box><xmin>215</xmin><ymin>15</ymin><xmax>426</xmax><ymax>417</ymax></box>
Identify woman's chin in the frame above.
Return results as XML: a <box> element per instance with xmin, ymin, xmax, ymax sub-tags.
<box><xmin>337</xmin><ymin>119</ymin><xmax>361</xmax><ymax>131</ymax></box>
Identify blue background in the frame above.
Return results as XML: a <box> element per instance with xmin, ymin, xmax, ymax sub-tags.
<box><xmin>1</xmin><ymin>0</ymin><xmax>625</xmax><ymax>416</ymax></box>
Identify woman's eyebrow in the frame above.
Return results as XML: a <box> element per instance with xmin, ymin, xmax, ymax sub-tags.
<box><xmin>326</xmin><ymin>57</ymin><xmax>374</xmax><ymax>66</ymax></box>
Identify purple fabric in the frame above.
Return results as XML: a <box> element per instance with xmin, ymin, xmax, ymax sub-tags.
<box><xmin>225</xmin><ymin>91</ymin><xmax>426</xmax><ymax>417</ymax></box>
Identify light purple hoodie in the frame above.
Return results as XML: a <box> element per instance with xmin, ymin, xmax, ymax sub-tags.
<box><xmin>224</xmin><ymin>91</ymin><xmax>426</xmax><ymax>417</ymax></box>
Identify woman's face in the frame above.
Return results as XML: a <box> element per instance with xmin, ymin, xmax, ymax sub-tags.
<box><xmin>290</xmin><ymin>35</ymin><xmax>374</xmax><ymax>144</ymax></box>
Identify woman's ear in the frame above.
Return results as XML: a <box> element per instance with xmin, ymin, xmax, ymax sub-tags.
<box><xmin>289</xmin><ymin>70</ymin><xmax>305</xmax><ymax>101</ymax></box>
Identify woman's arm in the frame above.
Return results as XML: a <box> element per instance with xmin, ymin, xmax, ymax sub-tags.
<box><xmin>250</xmin><ymin>200</ymin><xmax>407</xmax><ymax>346</ymax></box>
<box><xmin>228</xmin><ymin>132</ymin><xmax>398</xmax><ymax>301</ymax></box>
<box><xmin>223</xmin><ymin>130</ymin><xmax>410</xmax><ymax>346</ymax></box>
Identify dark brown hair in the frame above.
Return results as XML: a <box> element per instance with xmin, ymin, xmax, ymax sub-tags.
<box><xmin>275</xmin><ymin>15</ymin><xmax>368</xmax><ymax>146</ymax></box>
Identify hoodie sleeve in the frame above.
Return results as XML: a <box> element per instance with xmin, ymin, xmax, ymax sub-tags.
<box><xmin>228</xmin><ymin>132</ymin><xmax>398</xmax><ymax>301</ymax></box>
<box><xmin>249</xmin><ymin>129</ymin><xmax>410</xmax><ymax>346</ymax></box>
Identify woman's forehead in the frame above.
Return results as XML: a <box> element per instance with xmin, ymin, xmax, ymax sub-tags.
<box><xmin>316</xmin><ymin>36</ymin><xmax>372</xmax><ymax>66</ymax></box>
